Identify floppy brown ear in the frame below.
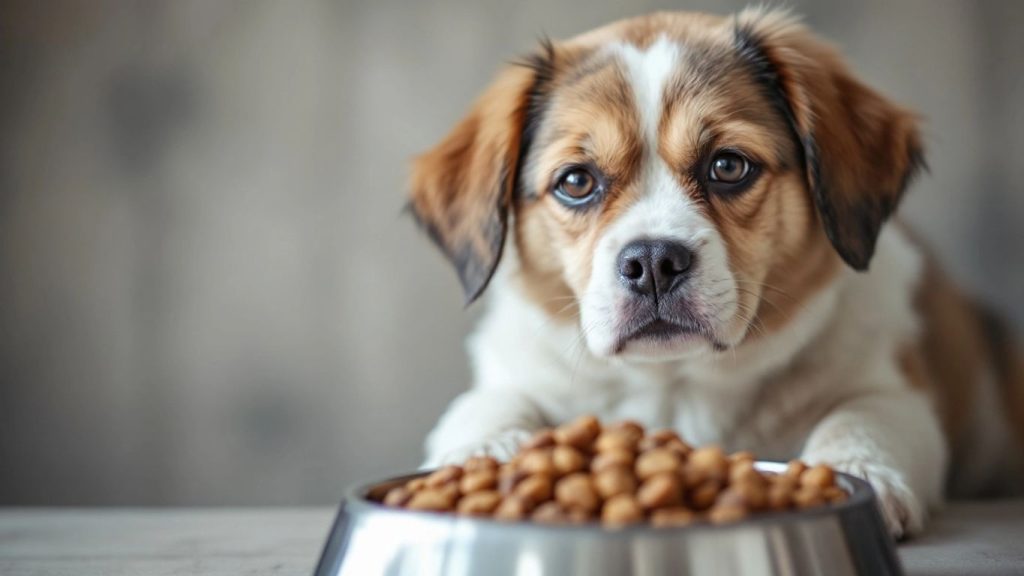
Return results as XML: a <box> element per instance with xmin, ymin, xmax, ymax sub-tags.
<box><xmin>734</xmin><ymin>9</ymin><xmax>925</xmax><ymax>270</ymax></box>
<box><xmin>408</xmin><ymin>53</ymin><xmax>549</xmax><ymax>303</ymax></box>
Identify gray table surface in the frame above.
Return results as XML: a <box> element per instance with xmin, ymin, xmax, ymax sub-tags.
<box><xmin>0</xmin><ymin>503</ymin><xmax>1022</xmax><ymax>575</ymax></box>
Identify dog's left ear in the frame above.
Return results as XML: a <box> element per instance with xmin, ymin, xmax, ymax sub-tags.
<box><xmin>408</xmin><ymin>48</ymin><xmax>551</xmax><ymax>304</ymax></box>
<box><xmin>735</xmin><ymin>9</ymin><xmax>925</xmax><ymax>270</ymax></box>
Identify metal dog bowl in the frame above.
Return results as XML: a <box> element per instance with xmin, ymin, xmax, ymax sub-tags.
<box><xmin>314</xmin><ymin>462</ymin><xmax>901</xmax><ymax>576</ymax></box>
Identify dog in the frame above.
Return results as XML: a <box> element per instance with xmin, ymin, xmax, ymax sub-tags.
<box><xmin>407</xmin><ymin>8</ymin><xmax>1024</xmax><ymax>538</ymax></box>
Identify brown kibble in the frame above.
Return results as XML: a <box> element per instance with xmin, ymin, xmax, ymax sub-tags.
<box><xmin>459</xmin><ymin>469</ymin><xmax>498</xmax><ymax>494</ymax></box>
<box><xmin>457</xmin><ymin>491</ymin><xmax>502</xmax><ymax>516</ymax></box>
<box><xmin>637</xmin><ymin>472</ymin><xmax>683</xmax><ymax>510</ymax></box>
<box><xmin>729</xmin><ymin>450</ymin><xmax>756</xmax><ymax>464</ymax></box>
<box><xmin>689</xmin><ymin>480</ymin><xmax>722</xmax><ymax>510</ymax></box>
<box><xmin>593</xmin><ymin>466</ymin><xmax>637</xmax><ymax>499</ymax></box>
<box><xmin>729</xmin><ymin>480</ymin><xmax>768</xmax><ymax>510</ymax></box>
<box><xmin>407</xmin><ymin>488</ymin><xmax>455</xmax><ymax>511</ymax></box>
<box><xmin>800</xmin><ymin>465</ymin><xmax>836</xmax><ymax>489</ymax></box>
<box><xmin>383</xmin><ymin>486</ymin><xmax>412</xmax><ymax>507</ymax></box>
<box><xmin>566</xmin><ymin>507</ymin><xmax>593</xmax><ymax>524</ymax></box>
<box><xmin>425</xmin><ymin>465</ymin><xmax>463</xmax><ymax>488</ymax></box>
<box><xmin>650</xmin><ymin>507</ymin><xmax>696</xmax><ymax>527</ymax></box>
<box><xmin>553</xmin><ymin>415</ymin><xmax>601</xmax><ymax>448</ymax></box>
<box><xmin>555</xmin><ymin>473</ymin><xmax>600</xmax><ymax>512</ymax></box>
<box><xmin>793</xmin><ymin>486</ymin><xmax>826</xmax><ymax>509</ymax></box>
<box><xmin>595</xmin><ymin>429</ymin><xmax>639</xmax><ymax>453</ymax></box>
<box><xmin>709</xmin><ymin>504</ymin><xmax>748</xmax><ymax>524</ymax></box>
<box><xmin>785</xmin><ymin>460</ymin><xmax>808</xmax><ymax>479</ymax></box>
<box><xmin>375</xmin><ymin>418</ymin><xmax>842</xmax><ymax>526</ymax></box>
<box><xmin>729</xmin><ymin>460</ymin><xmax>761</xmax><ymax>485</ymax></box>
<box><xmin>635</xmin><ymin>448</ymin><xmax>682</xmax><ymax>481</ymax></box>
<box><xmin>823</xmin><ymin>486</ymin><xmax>848</xmax><ymax>503</ymax></box>
<box><xmin>532</xmin><ymin>501</ymin><xmax>567</xmax><ymax>524</ymax></box>
<box><xmin>464</xmin><ymin>455</ymin><xmax>499</xmax><ymax>473</ymax></box>
<box><xmin>494</xmin><ymin>496</ymin><xmax>533</xmax><ymax>521</ymax></box>
<box><xmin>688</xmin><ymin>446</ymin><xmax>729</xmax><ymax>482</ymax></box>
<box><xmin>521</xmin><ymin>428</ymin><xmax>556</xmax><ymax>451</ymax></box>
<box><xmin>518</xmin><ymin>449</ymin><xmax>556</xmax><ymax>476</ymax></box>
<box><xmin>664</xmin><ymin>438</ymin><xmax>693</xmax><ymax>458</ymax></box>
<box><xmin>514</xmin><ymin>473</ymin><xmax>553</xmax><ymax>505</ymax></box>
<box><xmin>602</xmin><ymin>494</ymin><xmax>644</xmax><ymax>526</ymax></box>
<box><xmin>552</xmin><ymin>445</ymin><xmax>587</xmax><ymax>476</ymax></box>
<box><xmin>767</xmin><ymin>482</ymin><xmax>794</xmax><ymax>510</ymax></box>
<box><xmin>591</xmin><ymin>448</ymin><xmax>634</xmax><ymax>473</ymax></box>
<box><xmin>498</xmin><ymin>465</ymin><xmax>526</xmax><ymax>494</ymax></box>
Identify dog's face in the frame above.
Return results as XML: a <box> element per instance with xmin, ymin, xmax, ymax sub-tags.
<box><xmin>410</xmin><ymin>10</ymin><xmax>923</xmax><ymax>360</ymax></box>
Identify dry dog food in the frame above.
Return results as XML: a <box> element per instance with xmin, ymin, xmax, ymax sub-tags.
<box><xmin>379</xmin><ymin>415</ymin><xmax>848</xmax><ymax>527</ymax></box>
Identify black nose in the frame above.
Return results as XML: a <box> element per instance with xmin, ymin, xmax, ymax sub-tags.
<box><xmin>617</xmin><ymin>239</ymin><xmax>693</xmax><ymax>297</ymax></box>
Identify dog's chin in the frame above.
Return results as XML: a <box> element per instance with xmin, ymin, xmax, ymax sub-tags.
<box><xmin>588</xmin><ymin>318</ymin><xmax>729</xmax><ymax>361</ymax></box>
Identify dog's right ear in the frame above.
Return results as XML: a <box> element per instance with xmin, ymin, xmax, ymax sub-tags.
<box><xmin>408</xmin><ymin>47</ymin><xmax>552</xmax><ymax>304</ymax></box>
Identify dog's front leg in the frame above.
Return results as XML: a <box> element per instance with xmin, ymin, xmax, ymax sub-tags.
<box><xmin>423</xmin><ymin>388</ymin><xmax>546</xmax><ymax>468</ymax></box>
<box><xmin>800</xmin><ymin>389</ymin><xmax>947</xmax><ymax>539</ymax></box>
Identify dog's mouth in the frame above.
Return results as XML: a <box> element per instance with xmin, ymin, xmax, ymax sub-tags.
<box><xmin>613</xmin><ymin>316</ymin><xmax>729</xmax><ymax>355</ymax></box>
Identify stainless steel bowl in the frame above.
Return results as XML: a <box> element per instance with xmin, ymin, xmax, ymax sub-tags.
<box><xmin>314</xmin><ymin>462</ymin><xmax>901</xmax><ymax>576</ymax></box>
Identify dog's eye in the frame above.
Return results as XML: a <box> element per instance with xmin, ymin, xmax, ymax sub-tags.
<box><xmin>709</xmin><ymin>152</ymin><xmax>751</xmax><ymax>184</ymax></box>
<box><xmin>554</xmin><ymin>168</ymin><xmax>598</xmax><ymax>205</ymax></box>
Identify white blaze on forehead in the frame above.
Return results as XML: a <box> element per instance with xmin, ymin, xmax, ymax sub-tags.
<box><xmin>579</xmin><ymin>37</ymin><xmax>739</xmax><ymax>357</ymax></box>
<box><xmin>613</xmin><ymin>37</ymin><xmax>680</xmax><ymax>144</ymax></box>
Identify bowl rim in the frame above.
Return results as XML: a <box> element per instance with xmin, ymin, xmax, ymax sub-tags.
<box><xmin>341</xmin><ymin>460</ymin><xmax>877</xmax><ymax>537</ymax></box>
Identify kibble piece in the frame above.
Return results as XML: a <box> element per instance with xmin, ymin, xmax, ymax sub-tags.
<box><xmin>457</xmin><ymin>491</ymin><xmax>502</xmax><ymax>516</ymax></box>
<box><xmin>522</xmin><ymin>428</ymin><xmax>556</xmax><ymax>451</ymax></box>
<box><xmin>425</xmin><ymin>465</ymin><xmax>463</xmax><ymax>488</ymax></box>
<box><xmin>785</xmin><ymin>459</ymin><xmax>808</xmax><ymax>480</ymax></box>
<box><xmin>687</xmin><ymin>446</ymin><xmax>729</xmax><ymax>482</ymax></box>
<box><xmin>494</xmin><ymin>495</ymin><xmax>533</xmax><ymax>521</ymax></box>
<box><xmin>637</xmin><ymin>472</ymin><xmax>683</xmax><ymax>510</ymax></box>
<box><xmin>566</xmin><ymin>507</ymin><xmax>593</xmax><ymax>524</ymax></box>
<box><xmin>767</xmin><ymin>482</ymin><xmax>794</xmax><ymax>510</ymax></box>
<box><xmin>709</xmin><ymin>504</ymin><xmax>748</xmax><ymax>524</ymax></box>
<box><xmin>823</xmin><ymin>486</ymin><xmax>848</xmax><ymax>503</ymax></box>
<box><xmin>729</xmin><ymin>450</ymin><xmax>756</xmax><ymax>464</ymax></box>
<box><xmin>514</xmin><ymin>474</ymin><xmax>553</xmax><ymax>505</ymax></box>
<box><xmin>498</xmin><ymin>465</ymin><xmax>526</xmax><ymax>494</ymax></box>
<box><xmin>602</xmin><ymin>494</ymin><xmax>644</xmax><ymax>526</ymax></box>
<box><xmin>532</xmin><ymin>501</ymin><xmax>568</xmax><ymax>524</ymax></box>
<box><xmin>552</xmin><ymin>445</ymin><xmax>587</xmax><ymax>476</ymax></box>
<box><xmin>800</xmin><ymin>465</ymin><xmax>836</xmax><ymax>489</ymax></box>
<box><xmin>464</xmin><ymin>455</ymin><xmax>500</xmax><ymax>473</ymax></box>
<box><xmin>635</xmin><ymin>448</ymin><xmax>682</xmax><ymax>481</ymax></box>
<box><xmin>664</xmin><ymin>438</ymin><xmax>692</xmax><ymax>458</ymax></box>
<box><xmin>730</xmin><ymin>479</ymin><xmax>768</xmax><ymax>510</ymax></box>
<box><xmin>729</xmin><ymin>460</ymin><xmax>760</xmax><ymax>485</ymax></box>
<box><xmin>594</xmin><ymin>429</ymin><xmax>639</xmax><ymax>453</ymax></box>
<box><xmin>650</xmin><ymin>507</ymin><xmax>696</xmax><ymax>527</ymax></box>
<box><xmin>792</xmin><ymin>486</ymin><xmax>826</xmax><ymax>509</ymax></box>
<box><xmin>383</xmin><ymin>486</ymin><xmax>412</xmax><ymax>507</ymax></box>
<box><xmin>459</xmin><ymin>469</ymin><xmax>498</xmax><ymax>494</ymax></box>
<box><xmin>689</xmin><ymin>479</ymin><xmax>722</xmax><ymax>510</ymax></box>
<box><xmin>594</xmin><ymin>466</ymin><xmax>637</xmax><ymax>499</ymax></box>
<box><xmin>553</xmin><ymin>415</ymin><xmax>602</xmax><ymax>448</ymax></box>
<box><xmin>407</xmin><ymin>488</ymin><xmax>455</xmax><ymax>511</ymax></box>
<box><xmin>555</xmin><ymin>473</ymin><xmax>600</xmax><ymax>513</ymax></box>
<box><xmin>518</xmin><ymin>449</ymin><xmax>556</xmax><ymax>476</ymax></box>
<box><xmin>591</xmin><ymin>448</ymin><xmax>635</xmax><ymax>473</ymax></box>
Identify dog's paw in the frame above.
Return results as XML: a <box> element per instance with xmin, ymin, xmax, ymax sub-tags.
<box><xmin>826</xmin><ymin>459</ymin><xmax>926</xmax><ymax>539</ymax></box>
<box><xmin>430</xmin><ymin>429</ymin><xmax>533</xmax><ymax>467</ymax></box>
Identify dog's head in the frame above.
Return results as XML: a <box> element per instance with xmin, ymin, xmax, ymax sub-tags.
<box><xmin>409</xmin><ymin>9</ymin><xmax>923</xmax><ymax>359</ymax></box>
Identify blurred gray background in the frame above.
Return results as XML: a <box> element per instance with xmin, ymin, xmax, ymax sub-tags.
<box><xmin>1</xmin><ymin>0</ymin><xmax>1022</xmax><ymax>505</ymax></box>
